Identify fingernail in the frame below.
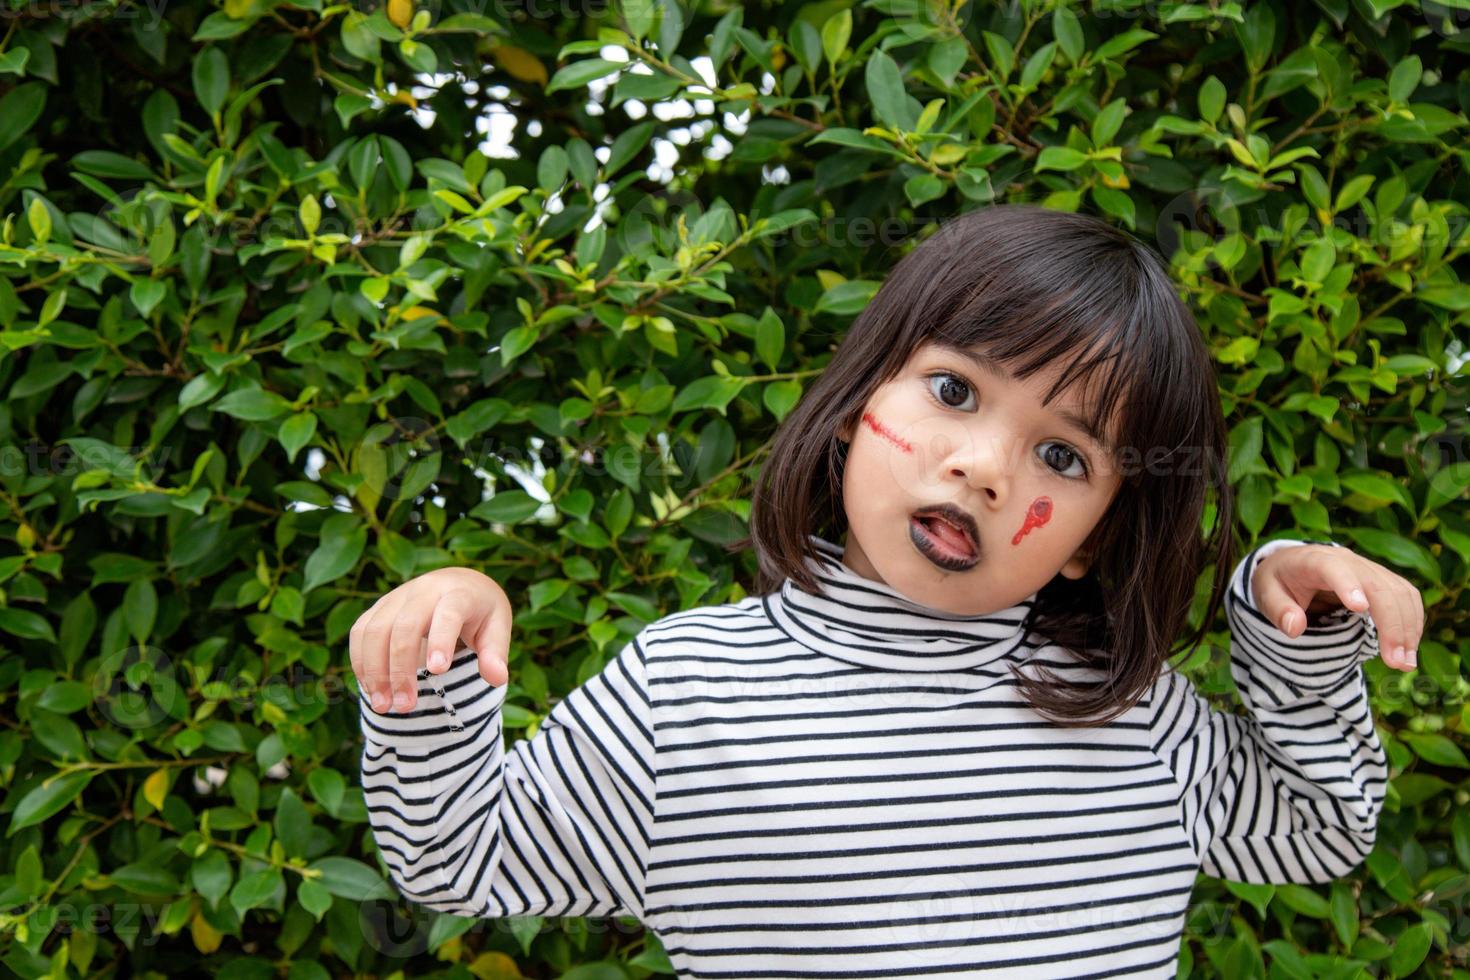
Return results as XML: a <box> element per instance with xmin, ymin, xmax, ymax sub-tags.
<box><xmin>1283</xmin><ymin>612</ymin><xmax>1298</xmax><ymax>632</ymax></box>
<box><xmin>1351</xmin><ymin>589</ymin><xmax>1366</xmax><ymax>606</ymax></box>
<box><xmin>1406</xmin><ymin>648</ymin><xmax>1417</xmax><ymax>668</ymax></box>
<box><xmin>429</xmin><ymin>650</ymin><xmax>446</xmax><ymax>671</ymax></box>
<box><xmin>392</xmin><ymin>690</ymin><xmax>412</xmax><ymax>712</ymax></box>
<box><xmin>371</xmin><ymin>690</ymin><xmax>389</xmax><ymax>712</ymax></box>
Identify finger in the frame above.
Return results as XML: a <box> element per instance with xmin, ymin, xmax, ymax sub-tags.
<box><xmin>1407</xmin><ymin>583</ymin><xmax>1425</xmax><ymax>667</ymax></box>
<box><xmin>1297</xmin><ymin>562</ymin><xmax>1368</xmax><ymax>636</ymax></box>
<box><xmin>470</xmin><ymin>587</ymin><xmax>514</xmax><ymax>687</ymax></box>
<box><xmin>388</xmin><ymin>614</ymin><xmax>431</xmax><ymax>713</ymax></box>
<box><xmin>1375</xmin><ymin>578</ymin><xmax>1411</xmax><ymax>669</ymax></box>
<box><xmin>1253</xmin><ymin>562</ymin><xmax>1330</xmax><ymax>638</ymax></box>
<box><xmin>356</xmin><ymin>596</ymin><xmax>403</xmax><ymax>714</ymax></box>
<box><xmin>1385</xmin><ymin>579</ymin><xmax>1419</xmax><ymax>672</ymax></box>
<box><xmin>349</xmin><ymin>595</ymin><xmax>387</xmax><ymax>694</ymax></box>
<box><xmin>424</xmin><ymin>587</ymin><xmax>477</xmax><ymax>674</ymax></box>
<box><xmin>1362</xmin><ymin>579</ymin><xmax>1410</xmax><ymax>672</ymax></box>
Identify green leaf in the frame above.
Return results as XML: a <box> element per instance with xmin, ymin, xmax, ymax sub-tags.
<box><xmin>1093</xmin><ymin>29</ymin><xmax>1157</xmax><ymax>62</ymax></box>
<box><xmin>754</xmin><ymin>307</ymin><xmax>784</xmax><ymax>369</ymax></box>
<box><xmin>306</xmin><ymin>857</ymin><xmax>394</xmax><ymax>900</ymax></box>
<box><xmin>130</xmin><ymin>279</ymin><xmax>167</xmax><ymax>317</ymax></box>
<box><xmin>1273</xmin><ymin>883</ymin><xmax>1330</xmax><ymax>918</ymax></box>
<box><xmin>670</xmin><ymin>375</ymin><xmax>746</xmax><ymax>415</ymax></box>
<box><xmin>192</xmin><ymin>47</ymin><xmax>231</xmax><ymax>116</ymax></box>
<box><xmin>302</xmin><ymin>516</ymin><xmax>367</xmax><ymax>593</ymax></box>
<box><xmin>230</xmin><ymin>868</ymin><xmax>283</xmax><ymax>916</ymax></box>
<box><xmin>1342</xmin><ymin>527</ymin><xmax>1440</xmax><ymax>585</ymax></box>
<box><xmin>1225</xmin><ymin>880</ymin><xmax>1274</xmax><ymax>918</ymax></box>
<box><xmin>35</xmin><ymin>681</ymin><xmax>90</xmax><ymax>714</ymax></box>
<box><xmin>308</xmin><ymin>768</ymin><xmax>346</xmax><ymax>818</ymax></box>
<box><xmin>1198</xmin><ymin>76</ymin><xmax>1226</xmax><ymax>123</ymax></box>
<box><xmin>1387</xmin><ymin>922</ymin><xmax>1432</xmax><ymax>977</ymax></box>
<box><xmin>1426</xmin><ymin>462</ymin><xmax>1470</xmax><ymax>512</ymax></box>
<box><xmin>812</xmin><ymin>279</ymin><xmax>880</xmax><ymax>316</ymax></box>
<box><xmin>904</xmin><ymin>173</ymin><xmax>946</xmax><ymax>207</ymax></box>
<box><xmin>763</xmin><ymin>379</ymin><xmax>802</xmax><ymax>422</ymax></box>
<box><xmin>1329</xmin><ymin>881</ymin><xmax>1359</xmax><ymax>948</ymax></box>
<box><xmin>820</xmin><ymin>9</ymin><xmax>851</xmax><ymax>65</ymax></box>
<box><xmin>278</xmin><ymin>413</ymin><xmax>317</xmax><ymax>463</ymax></box>
<box><xmin>212</xmin><ymin>387</ymin><xmax>294</xmax><ymax>422</ymax></box>
<box><xmin>297</xmin><ymin>878</ymin><xmax>332</xmax><ymax>919</ymax></box>
<box><xmin>1034</xmin><ymin>146</ymin><xmax>1089</xmax><ymax>172</ymax></box>
<box><xmin>545</xmin><ymin>58</ymin><xmax>623</xmax><ymax>94</ymax></box>
<box><xmin>0</xmin><ymin>607</ymin><xmax>56</xmax><ymax>642</ymax></box>
<box><xmin>109</xmin><ymin>863</ymin><xmax>181</xmax><ymax>895</ymax></box>
<box><xmin>0</xmin><ymin>82</ymin><xmax>47</xmax><ymax>156</ymax></box>
<box><xmin>1399</xmin><ymin>732</ymin><xmax>1470</xmax><ymax>768</ymax></box>
<box><xmin>191</xmin><ymin>850</ymin><xmax>233</xmax><ymax>909</ymax></box>
<box><xmin>1052</xmin><ymin>7</ymin><xmax>1083</xmax><ymax>62</ymax></box>
<box><xmin>1091</xmin><ymin>101</ymin><xmax>1127</xmax><ymax>147</ymax></box>
<box><xmin>9</xmin><ymin>770</ymin><xmax>94</xmax><ymax>833</ymax></box>
<box><xmin>72</xmin><ymin>150</ymin><xmax>157</xmax><ymax>182</ymax></box>
<box><xmin>476</xmin><ymin>489</ymin><xmax>543</xmax><ymax>524</ymax></box>
<box><xmin>864</xmin><ymin>49</ymin><xmax>914</xmax><ymax>131</ymax></box>
<box><xmin>30</xmin><ymin>708</ymin><xmax>87</xmax><ymax>761</ymax></box>
<box><xmin>275</xmin><ymin>788</ymin><xmax>313</xmax><ymax>858</ymax></box>
<box><xmin>1388</xmin><ymin>54</ymin><xmax>1421</xmax><ymax>103</ymax></box>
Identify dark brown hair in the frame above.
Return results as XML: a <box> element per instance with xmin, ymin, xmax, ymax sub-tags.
<box><xmin>731</xmin><ymin>203</ymin><xmax>1234</xmax><ymax>727</ymax></box>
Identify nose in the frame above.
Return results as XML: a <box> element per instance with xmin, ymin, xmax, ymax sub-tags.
<box><xmin>937</xmin><ymin>424</ymin><xmax>1018</xmax><ymax>504</ymax></box>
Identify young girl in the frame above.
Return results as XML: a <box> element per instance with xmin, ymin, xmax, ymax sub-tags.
<box><xmin>353</xmin><ymin>204</ymin><xmax>1422</xmax><ymax>977</ymax></box>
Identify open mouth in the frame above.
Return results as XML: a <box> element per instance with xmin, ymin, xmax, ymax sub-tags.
<box><xmin>910</xmin><ymin>508</ymin><xmax>979</xmax><ymax>571</ymax></box>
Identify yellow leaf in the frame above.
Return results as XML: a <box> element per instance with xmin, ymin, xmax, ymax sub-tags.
<box><xmin>1099</xmin><ymin>172</ymin><xmax>1130</xmax><ymax>189</ymax></box>
<box><xmin>469</xmin><ymin>951</ymin><xmax>523</xmax><ymax>979</ymax></box>
<box><xmin>398</xmin><ymin>305</ymin><xmax>441</xmax><ymax>322</ymax></box>
<box><xmin>487</xmin><ymin>45</ymin><xmax>548</xmax><ymax>86</ymax></box>
<box><xmin>389</xmin><ymin>89</ymin><xmax>418</xmax><ymax>109</ymax></box>
<box><xmin>143</xmin><ymin>769</ymin><xmax>168</xmax><ymax>810</ymax></box>
<box><xmin>1224</xmin><ymin>138</ymin><xmax>1258</xmax><ymax>169</ymax></box>
<box><xmin>190</xmin><ymin>911</ymin><xmax>222</xmax><ymax>954</ymax></box>
<box><xmin>814</xmin><ymin>269</ymin><xmax>846</xmax><ymax>291</ymax></box>
<box><xmin>223</xmin><ymin>0</ymin><xmax>253</xmax><ymax>17</ymax></box>
<box><xmin>387</xmin><ymin>0</ymin><xmax>413</xmax><ymax>29</ymax></box>
<box><xmin>929</xmin><ymin>144</ymin><xmax>967</xmax><ymax>166</ymax></box>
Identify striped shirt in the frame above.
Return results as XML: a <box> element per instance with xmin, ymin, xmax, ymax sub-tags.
<box><xmin>360</xmin><ymin>535</ymin><xmax>1386</xmax><ymax>978</ymax></box>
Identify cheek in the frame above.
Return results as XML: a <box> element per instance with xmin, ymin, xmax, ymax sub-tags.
<box><xmin>861</xmin><ymin>411</ymin><xmax>914</xmax><ymax>454</ymax></box>
<box><xmin>1010</xmin><ymin>496</ymin><xmax>1053</xmax><ymax>546</ymax></box>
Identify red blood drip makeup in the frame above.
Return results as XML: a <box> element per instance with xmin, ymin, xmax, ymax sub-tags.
<box><xmin>1011</xmin><ymin>496</ymin><xmax>1053</xmax><ymax>545</ymax></box>
<box><xmin>861</xmin><ymin>412</ymin><xmax>913</xmax><ymax>453</ymax></box>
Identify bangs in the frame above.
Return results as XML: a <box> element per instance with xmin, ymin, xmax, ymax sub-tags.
<box><xmin>909</xmin><ymin>207</ymin><xmax>1201</xmax><ymax>471</ymax></box>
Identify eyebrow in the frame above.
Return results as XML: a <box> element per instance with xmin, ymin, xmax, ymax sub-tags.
<box><xmin>930</xmin><ymin>343</ymin><xmax>1117</xmax><ymax>458</ymax></box>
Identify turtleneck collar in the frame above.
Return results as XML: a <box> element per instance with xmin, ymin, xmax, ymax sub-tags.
<box><xmin>764</xmin><ymin>534</ymin><xmax>1040</xmax><ymax>673</ymax></box>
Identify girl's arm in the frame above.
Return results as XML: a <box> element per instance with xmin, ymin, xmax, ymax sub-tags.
<box><xmin>1147</xmin><ymin>538</ymin><xmax>1389</xmax><ymax>884</ymax></box>
<box><xmin>358</xmin><ymin>630</ymin><xmax>657</xmax><ymax>919</ymax></box>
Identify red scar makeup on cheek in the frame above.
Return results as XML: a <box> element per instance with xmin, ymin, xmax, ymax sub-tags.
<box><xmin>1012</xmin><ymin>496</ymin><xmax>1052</xmax><ymax>545</ymax></box>
<box><xmin>861</xmin><ymin>412</ymin><xmax>913</xmax><ymax>453</ymax></box>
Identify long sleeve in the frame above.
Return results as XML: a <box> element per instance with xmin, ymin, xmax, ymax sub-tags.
<box><xmin>358</xmin><ymin>630</ymin><xmax>658</xmax><ymax>919</ymax></box>
<box><xmin>1148</xmin><ymin>537</ymin><xmax>1389</xmax><ymax>884</ymax></box>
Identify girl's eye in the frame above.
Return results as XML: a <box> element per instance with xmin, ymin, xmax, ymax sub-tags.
<box><xmin>929</xmin><ymin>372</ymin><xmax>973</xmax><ymax>409</ymax></box>
<box><xmin>1040</xmin><ymin>443</ymin><xmax>1087</xmax><ymax>480</ymax></box>
<box><xmin>923</xmin><ymin>372</ymin><xmax>1090</xmax><ymax>480</ymax></box>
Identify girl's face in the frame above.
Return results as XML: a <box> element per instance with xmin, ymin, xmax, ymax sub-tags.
<box><xmin>836</xmin><ymin>340</ymin><xmax>1124</xmax><ymax>616</ymax></box>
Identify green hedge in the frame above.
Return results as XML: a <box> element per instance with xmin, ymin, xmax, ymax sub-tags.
<box><xmin>0</xmin><ymin>0</ymin><xmax>1468</xmax><ymax>976</ymax></box>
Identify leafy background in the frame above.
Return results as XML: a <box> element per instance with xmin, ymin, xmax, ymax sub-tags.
<box><xmin>0</xmin><ymin>0</ymin><xmax>1468</xmax><ymax>975</ymax></box>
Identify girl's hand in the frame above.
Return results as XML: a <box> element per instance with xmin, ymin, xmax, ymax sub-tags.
<box><xmin>349</xmin><ymin>567</ymin><xmax>513</xmax><ymax>714</ymax></box>
<box><xmin>1252</xmin><ymin>543</ymin><xmax>1422</xmax><ymax>673</ymax></box>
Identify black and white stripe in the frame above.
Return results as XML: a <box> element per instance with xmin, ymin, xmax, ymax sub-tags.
<box><xmin>360</xmin><ymin>536</ymin><xmax>1386</xmax><ymax>978</ymax></box>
